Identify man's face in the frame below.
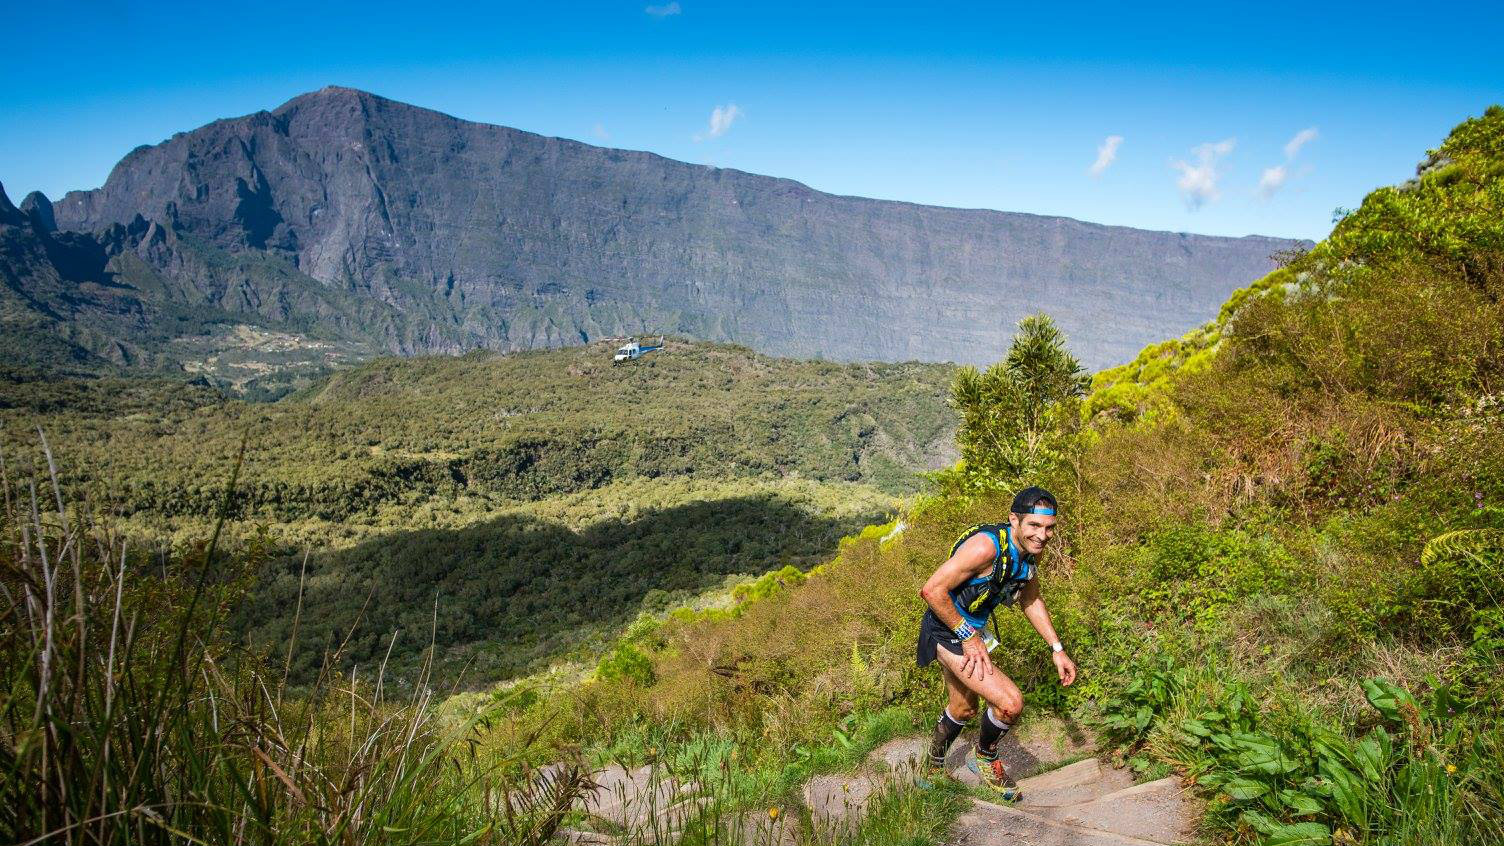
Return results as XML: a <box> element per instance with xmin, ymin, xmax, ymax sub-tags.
<box><xmin>1008</xmin><ymin>511</ymin><xmax>1058</xmax><ymax>556</ymax></box>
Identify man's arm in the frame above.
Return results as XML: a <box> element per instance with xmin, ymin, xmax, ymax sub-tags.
<box><xmin>918</xmin><ymin>533</ymin><xmax>997</xmax><ymax>679</ymax></box>
<box><xmin>1019</xmin><ymin>577</ymin><xmax>1076</xmax><ymax>686</ymax></box>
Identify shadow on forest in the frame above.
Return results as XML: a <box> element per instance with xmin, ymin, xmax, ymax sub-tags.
<box><xmin>234</xmin><ymin>493</ymin><xmax>886</xmax><ymax>687</ymax></box>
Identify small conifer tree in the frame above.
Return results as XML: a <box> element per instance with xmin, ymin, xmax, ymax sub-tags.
<box><xmin>949</xmin><ymin>314</ymin><xmax>1088</xmax><ymax>490</ymax></box>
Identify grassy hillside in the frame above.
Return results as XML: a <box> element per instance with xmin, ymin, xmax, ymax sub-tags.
<box><xmin>459</xmin><ymin>107</ymin><xmax>1504</xmax><ymax>844</ymax></box>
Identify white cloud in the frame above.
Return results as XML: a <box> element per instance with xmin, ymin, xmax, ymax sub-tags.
<box><xmin>592</xmin><ymin>122</ymin><xmax>610</xmax><ymax>142</ymax></box>
<box><xmin>1258</xmin><ymin>165</ymin><xmax>1288</xmax><ymax>198</ymax></box>
<box><xmin>694</xmin><ymin>103</ymin><xmax>743</xmax><ymax>142</ymax></box>
<box><xmin>1283</xmin><ymin>127</ymin><xmax>1319</xmax><ymax>160</ymax></box>
<box><xmin>1172</xmin><ymin>138</ymin><xmax>1235</xmax><ymax>210</ymax></box>
<box><xmin>645</xmin><ymin>2</ymin><xmax>681</xmax><ymax>16</ymax></box>
<box><xmin>1259</xmin><ymin>127</ymin><xmax>1319</xmax><ymax>199</ymax></box>
<box><xmin>1088</xmin><ymin>135</ymin><xmax>1123</xmax><ymax>177</ymax></box>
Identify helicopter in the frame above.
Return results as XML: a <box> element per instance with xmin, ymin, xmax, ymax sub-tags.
<box><xmin>612</xmin><ymin>337</ymin><xmax>664</xmax><ymax>364</ymax></box>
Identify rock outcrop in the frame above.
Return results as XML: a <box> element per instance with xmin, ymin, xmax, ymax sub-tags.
<box><xmin>19</xmin><ymin>191</ymin><xmax>55</xmax><ymax>233</ymax></box>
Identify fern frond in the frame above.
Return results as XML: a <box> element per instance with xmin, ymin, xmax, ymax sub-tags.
<box><xmin>1421</xmin><ymin>529</ymin><xmax>1504</xmax><ymax>566</ymax></box>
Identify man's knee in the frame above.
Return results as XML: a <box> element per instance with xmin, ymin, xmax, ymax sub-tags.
<box><xmin>988</xmin><ymin>691</ymin><xmax>1023</xmax><ymax>722</ymax></box>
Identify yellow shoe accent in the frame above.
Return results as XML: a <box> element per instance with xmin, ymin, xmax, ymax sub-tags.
<box><xmin>971</xmin><ymin>754</ymin><xmax>1022</xmax><ymax>802</ymax></box>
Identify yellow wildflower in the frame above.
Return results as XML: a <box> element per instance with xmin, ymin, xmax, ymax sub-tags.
<box><xmin>769</xmin><ymin>807</ymin><xmax>780</xmax><ymax>820</ymax></box>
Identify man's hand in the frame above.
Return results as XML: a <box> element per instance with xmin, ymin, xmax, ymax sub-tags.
<box><xmin>959</xmin><ymin>635</ymin><xmax>994</xmax><ymax>680</ymax></box>
<box><xmin>1052</xmin><ymin>650</ymin><xmax>1077</xmax><ymax>686</ymax></box>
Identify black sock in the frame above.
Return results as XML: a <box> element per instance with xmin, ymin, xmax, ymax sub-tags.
<box><xmin>977</xmin><ymin>708</ymin><xmax>1012</xmax><ymax>760</ymax></box>
<box><xmin>928</xmin><ymin>708</ymin><xmax>967</xmax><ymax>766</ymax></box>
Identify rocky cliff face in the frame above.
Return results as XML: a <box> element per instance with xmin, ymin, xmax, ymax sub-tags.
<box><xmin>32</xmin><ymin>87</ymin><xmax>1303</xmax><ymax>373</ymax></box>
<box><xmin>0</xmin><ymin>178</ymin><xmax>393</xmax><ymax>393</ymax></box>
<box><xmin>0</xmin><ymin>180</ymin><xmax>152</xmax><ymax>373</ymax></box>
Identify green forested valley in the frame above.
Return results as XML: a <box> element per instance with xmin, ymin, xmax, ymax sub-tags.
<box><xmin>2</xmin><ymin>339</ymin><xmax>956</xmax><ymax>520</ymax></box>
<box><xmin>1</xmin><ymin>340</ymin><xmax>956</xmax><ymax>682</ymax></box>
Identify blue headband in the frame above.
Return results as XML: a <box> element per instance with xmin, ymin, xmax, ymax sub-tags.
<box><xmin>1030</xmin><ymin>507</ymin><xmax>1056</xmax><ymax>515</ymax></box>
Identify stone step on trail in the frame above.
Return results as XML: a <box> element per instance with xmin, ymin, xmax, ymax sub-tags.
<box><xmin>1005</xmin><ymin>757</ymin><xmax>1136</xmax><ymax>807</ymax></box>
<box><xmin>870</xmin><ymin>732</ymin><xmax>1194</xmax><ymax>844</ymax></box>
<box><xmin>557</xmin><ymin>762</ymin><xmax>707</xmax><ymax>845</ymax></box>
<box><xmin>1029</xmin><ymin>777</ymin><xmax>1194</xmax><ymax>844</ymax></box>
<box><xmin>873</xmin><ymin>715</ymin><xmax>1097</xmax><ymax>784</ymax></box>
<box><xmin>559</xmin><ymin>761</ymin><xmax>798</xmax><ymax>846</ymax></box>
<box><xmin>582</xmin><ymin>764</ymin><xmax>684</xmax><ymax>830</ymax></box>
<box><xmin>950</xmin><ymin>766</ymin><xmax>1196</xmax><ymax>845</ymax></box>
<box><xmin>951</xmin><ymin>800</ymin><xmax>1181</xmax><ymax>846</ymax></box>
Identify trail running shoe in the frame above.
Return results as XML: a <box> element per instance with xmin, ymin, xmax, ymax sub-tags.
<box><xmin>970</xmin><ymin>753</ymin><xmax>1022</xmax><ymax>803</ymax></box>
<box><xmin>916</xmin><ymin>757</ymin><xmax>952</xmax><ymax>789</ymax></box>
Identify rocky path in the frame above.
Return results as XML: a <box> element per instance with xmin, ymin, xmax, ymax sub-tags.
<box><xmin>948</xmin><ymin>757</ymin><xmax>1195</xmax><ymax>845</ymax></box>
<box><xmin>557</xmin><ymin>718</ymin><xmax>1198</xmax><ymax>845</ymax></box>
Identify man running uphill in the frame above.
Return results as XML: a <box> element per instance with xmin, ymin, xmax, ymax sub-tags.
<box><xmin>916</xmin><ymin>486</ymin><xmax>1077</xmax><ymax>801</ymax></box>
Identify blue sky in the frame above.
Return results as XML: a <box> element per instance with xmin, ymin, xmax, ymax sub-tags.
<box><xmin>2</xmin><ymin>1</ymin><xmax>1500</xmax><ymax>240</ymax></box>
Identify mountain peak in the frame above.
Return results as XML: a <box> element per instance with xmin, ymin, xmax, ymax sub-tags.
<box><xmin>313</xmin><ymin>84</ymin><xmax>367</xmax><ymax>97</ymax></box>
<box><xmin>277</xmin><ymin>85</ymin><xmax>379</xmax><ymax>108</ymax></box>
<box><xmin>20</xmin><ymin>191</ymin><xmax>56</xmax><ymax>232</ymax></box>
<box><xmin>271</xmin><ymin>85</ymin><xmax>416</xmax><ymax>119</ymax></box>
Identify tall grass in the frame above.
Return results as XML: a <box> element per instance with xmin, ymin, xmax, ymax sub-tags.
<box><xmin>563</xmin><ymin>731</ymin><xmax>964</xmax><ymax>846</ymax></box>
<box><xmin>0</xmin><ymin>435</ymin><xmax>588</xmax><ymax>845</ymax></box>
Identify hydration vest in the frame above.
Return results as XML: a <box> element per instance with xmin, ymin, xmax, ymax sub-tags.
<box><xmin>946</xmin><ymin>523</ymin><xmax>1036</xmax><ymax>628</ymax></box>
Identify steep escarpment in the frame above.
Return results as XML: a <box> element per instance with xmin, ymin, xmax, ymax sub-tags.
<box><xmin>43</xmin><ymin>86</ymin><xmax>1302</xmax><ymax>372</ymax></box>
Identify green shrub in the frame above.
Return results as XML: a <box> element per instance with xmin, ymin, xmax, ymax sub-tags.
<box><xmin>1134</xmin><ymin>524</ymin><xmax>1297</xmax><ymax>631</ymax></box>
<box><xmin>1101</xmin><ymin>659</ymin><xmax>1504</xmax><ymax>846</ymax></box>
<box><xmin>597</xmin><ymin>642</ymin><xmax>658</xmax><ymax>686</ymax></box>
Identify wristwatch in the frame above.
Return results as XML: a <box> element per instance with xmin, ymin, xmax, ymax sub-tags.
<box><xmin>1050</xmin><ymin>641</ymin><xmax>1064</xmax><ymax>653</ymax></box>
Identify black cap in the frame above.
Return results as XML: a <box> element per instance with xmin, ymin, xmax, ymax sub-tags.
<box><xmin>1010</xmin><ymin>486</ymin><xmax>1058</xmax><ymax>515</ymax></box>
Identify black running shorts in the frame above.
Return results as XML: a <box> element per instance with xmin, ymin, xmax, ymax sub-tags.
<box><xmin>916</xmin><ymin>609</ymin><xmax>967</xmax><ymax>668</ymax></box>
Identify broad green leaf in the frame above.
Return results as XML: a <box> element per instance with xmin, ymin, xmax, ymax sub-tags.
<box><xmin>1277</xmin><ymin>789</ymin><xmax>1327</xmax><ymax>816</ymax></box>
<box><xmin>1320</xmin><ymin>760</ymin><xmax>1367</xmax><ymax>827</ymax></box>
<box><xmin>1134</xmin><ymin>705</ymin><xmax>1153</xmax><ymax>731</ymax></box>
<box><xmin>1353</xmin><ymin>737</ymin><xmax>1384</xmax><ymax>782</ymax></box>
<box><xmin>1238</xmin><ymin>748</ymin><xmax>1300</xmax><ymax>776</ymax></box>
<box><xmin>1362</xmin><ymin>677</ymin><xmax>1416</xmax><ymax>724</ymax></box>
<box><xmin>1223</xmin><ymin>777</ymin><xmax>1269</xmax><ymax>800</ymax></box>
<box><xmin>1230</xmin><ymin>732</ymin><xmax>1281</xmax><ymax>755</ymax></box>
<box><xmin>1265</xmin><ymin>821</ymin><xmax>1332</xmax><ymax>846</ymax></box>
<box><xmin>1240</xmin><ymin>808</ymin><xmax>1281</xmax><ymax>835</ymax></box>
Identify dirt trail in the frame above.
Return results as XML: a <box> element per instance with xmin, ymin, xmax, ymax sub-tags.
<box><xmin>558</xmin><ymin>718</ymin><xmax>1198</xmax><ymax>845</ymax></box>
